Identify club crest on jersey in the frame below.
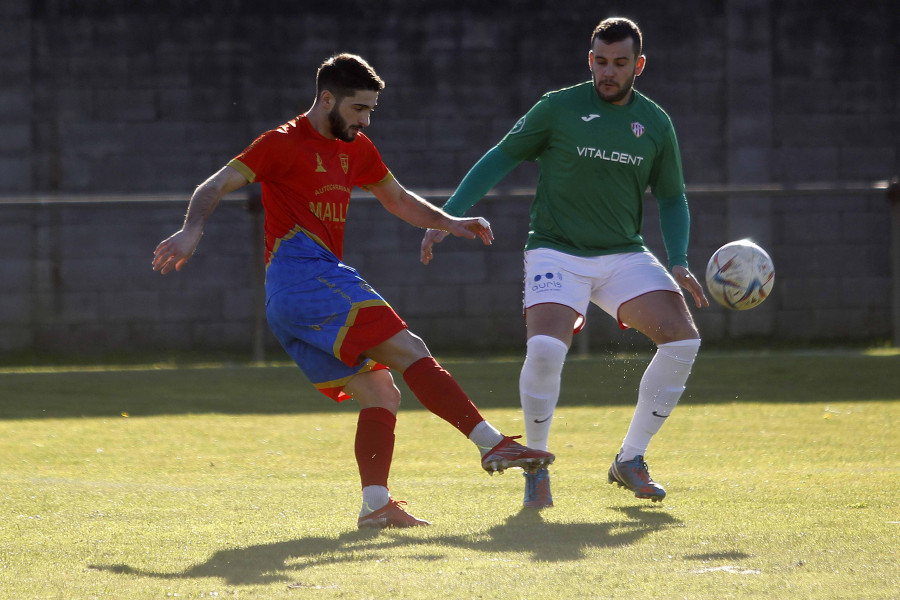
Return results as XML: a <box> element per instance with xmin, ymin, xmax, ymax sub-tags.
<box><xmin>340</xmin><ymin>153</ymin><xmax>349</xmax><ymax>174</ymax></box>
<box><xmin>631</xmin><ymin>122</ymin><xmax>645</xmax><ymax>138</ymax></box>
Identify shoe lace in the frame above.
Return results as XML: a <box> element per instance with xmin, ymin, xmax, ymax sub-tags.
<box><xmin>633</xmin><ymin>456</ymin><xmax>652</xmax><ymax>483</ymax></box>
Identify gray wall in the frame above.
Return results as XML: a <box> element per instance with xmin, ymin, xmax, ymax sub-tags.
<box><xmin>5</xmin><ymin>0</ymin><xmax>897</xmax><ymax>193</ymax></box>
<box><xmin>0</xmin><ymin>0</ymin><xmax>897</xmax><ymax>358</ymax></box>
<box><xmin>0</xmin><ymin>186</ymin><xmax>891</xmax><ymax>358</ymax></box>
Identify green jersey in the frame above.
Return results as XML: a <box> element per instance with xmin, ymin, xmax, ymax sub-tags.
<box><xmin>497</xmin><ymin>81</ymin><xmax>686</xmax><ymax>260</ymax></box>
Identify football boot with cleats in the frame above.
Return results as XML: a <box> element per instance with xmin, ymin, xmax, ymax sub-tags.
<box><xmin>608</xmin><ymin>454</ymin><xmax>666</xmax><ymax>502</ymax></box>
<box><xmin>523</xmin><ymin>467</ymin><xmax>554</xmax><ymax>509</ymax></box>
<box><xmin>482</xmin><ymin>435</ymin><xmax>555</xmax><ymax>474</ymax></box>
<box><xmin>357</xmin><ymin>499</ymin><xmax>431</xmax><ymax>529</ymax></box>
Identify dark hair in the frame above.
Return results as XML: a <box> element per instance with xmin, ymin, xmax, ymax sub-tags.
<box><xmin>316</xmin><ymin>53</ymin><xmax>385</xmax><ymax>99</ymax></box>
<box><xmin>591</xmin><ymin>18</ymin><xmax>643</xmax><ymax>57</ymax></box>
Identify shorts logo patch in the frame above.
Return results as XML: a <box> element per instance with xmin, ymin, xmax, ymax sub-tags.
<box><xmin>531</xmin><ymin>271</ymin><xmax>564</xmax><ymax>293</ymax></box>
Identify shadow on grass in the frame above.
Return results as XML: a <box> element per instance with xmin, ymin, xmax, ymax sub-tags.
<box><xmin>89</xmin><ymin>505</ymin><xmax>682</xmax><ymax>586</ymax></box>
<box><xmin>440</xmin><ymin>505</ymin><xmax>682</xmax><ymax>562</ymax></box>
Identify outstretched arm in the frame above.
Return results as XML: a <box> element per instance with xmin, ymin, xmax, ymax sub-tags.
<box><xmin>441</xmin><ymin>146</ymin><xmax>520</xmax><ymax>216</ymax></box>
<box><xmin>420</xmin><ymin>146</ymin><xmax>520</xmax><ymax>264</ymax></box>
<box><xmin>152</xmin><ymin>165</ymin><xmax>249</xmax><ymax>274</ymax></box>
<box><xmin>367</xmin><ymin>176</ymin><xmax>494</xmax><ymax>250</ymax></box>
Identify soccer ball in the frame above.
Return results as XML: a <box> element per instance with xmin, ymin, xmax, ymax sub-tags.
<box><xmin>705</xmin><ymin>239</ymin><xmax>775</xmax><ymax>310</ymax></box>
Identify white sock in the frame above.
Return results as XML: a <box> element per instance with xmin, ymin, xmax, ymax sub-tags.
<box><xmin>519</xmin><ymin>335</ymin><xmax>569</xmax><ymax>451</ymax></box>
<box><xmin>620</xmin><ymin>338</ymin><xmax>701</xmax><ymax>461</ymax></box>
<box><xmin>468</xmin><ymin>420</ymin><xmax>504</xmax><ymax>457</ymax></box>
<box><xmin>360</xmin><ymin>485</ymin><xmax>390</xmax><ymax>517</ymax></box>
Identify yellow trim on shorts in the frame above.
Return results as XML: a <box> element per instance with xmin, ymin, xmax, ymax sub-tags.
<box><xmin>314</xmin><ymin>360</ymin><xmax>378</xmax><ymax>393</ymax></box>
<box><xmin>268</xmin><ymin>225</ymin><xmax>333</xmax><ymax>270</ymax></box>
<box><xmin>332</xmin><ymin>299</ymin><xmax>392</xmax><ymax>359</ymax></box>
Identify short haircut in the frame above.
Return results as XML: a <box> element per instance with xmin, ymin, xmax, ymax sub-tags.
<box><xmin>316</xmin><ymin>53</ymin><xmax>385</xmax><ymax>100</ymax></box>
<box><xmin>591</xmin><ymin>17</ymin><xmax>643</xmax><ymax>57</ymax></box>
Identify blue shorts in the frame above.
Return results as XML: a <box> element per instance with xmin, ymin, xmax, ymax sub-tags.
<box><xmin>265</xmin><ymin>234</ymin><xmax>407</xmax><ymax>402</ymax></box>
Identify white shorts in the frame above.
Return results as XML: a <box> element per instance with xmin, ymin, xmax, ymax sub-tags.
<box><xmin>523</xmin><ymin>248</ymin><xmax>682</xmax><ymax>332</ymax></box>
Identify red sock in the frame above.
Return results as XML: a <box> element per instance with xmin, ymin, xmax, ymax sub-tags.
<box><xmin>402</xmin><ymin>356</ymin><xmax>484</xmax><ymax>437</ymax></box>
<box><xmin>355</xmin><ymin>407</ymin><xmax>396</xmax><ymax>489</ymax></box>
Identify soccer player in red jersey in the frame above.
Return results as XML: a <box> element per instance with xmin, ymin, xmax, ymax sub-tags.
<box><xmin>152</xmin><ymin>54</ymin><xmax>554</xmax><ymax>529</ymax></box>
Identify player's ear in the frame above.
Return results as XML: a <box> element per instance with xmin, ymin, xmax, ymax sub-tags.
<box><xmin>635</xmin><ymin>54</ymin><xmax>646</xmax><ymax>76</ymax></box>
<box><xmin>588</xmin><ymin>50</ymin><xmax>595</xmax><ymax>71</ymax></box>
<box><xmin>320</xmin><ymin>89</ymin><xmax>336</xmax><ymax>108</ymax></box>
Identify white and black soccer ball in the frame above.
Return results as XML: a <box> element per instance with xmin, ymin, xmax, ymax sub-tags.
<box><xmin>705</xmin><ymin>239</ymin><xmax>775</xmax><ymax>310</ymax></box>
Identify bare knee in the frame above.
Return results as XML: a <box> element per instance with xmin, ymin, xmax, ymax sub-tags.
<box><xmin>344</xmin><ymin>369</ymin><xmax>402</xmax><ymax>413</ymax></box>
<box><xmin>360</xmin><ymin>383</ymin><xmax>401</xmax><ymax>413</ymax></box>
<box><xmin>364</xmin><ymin>329</ymin><xmax>430</xmax><ymax>372</ymax></box>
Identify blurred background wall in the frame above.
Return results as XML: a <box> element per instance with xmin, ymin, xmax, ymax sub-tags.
<box><xmin>0</xmin><ymin>0</ymin><xmax>897</xmax><ymax>358</ymax></box>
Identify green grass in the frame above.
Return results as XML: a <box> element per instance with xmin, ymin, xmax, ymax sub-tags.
<box><xmin>1</xmin><ymin>350</ymin><xmax>898</xmax><ymax>599</ymax></box>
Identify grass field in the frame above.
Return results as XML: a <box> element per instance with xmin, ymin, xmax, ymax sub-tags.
<box><xmin>1</xmin><ymin>349</ymin><xmax>898</xmax><ymax>599</ymax></box>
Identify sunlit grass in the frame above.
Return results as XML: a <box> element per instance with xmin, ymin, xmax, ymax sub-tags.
<box><xmin>1</xmin><ymin>350</ymin><xmax>898</xmax><ymax>599</ymax></box>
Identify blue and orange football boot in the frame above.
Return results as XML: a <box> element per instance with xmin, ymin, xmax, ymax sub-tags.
<box><xmin>608</xmin><ymin>453</ymin><xmax>666</xmax><ymax>502</ymax></box>
<box><xmin>523</xmin><ymin>467</ymin><xmax>554</xmax><ymax>509</ymax></box>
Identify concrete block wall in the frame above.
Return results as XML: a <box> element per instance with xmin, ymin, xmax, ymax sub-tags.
<box><xmin>0</xmin><ymin>188</ymin><xmax>891</xmax><ymax>358</ymax></box>
<box><xmin>686</xmin><ymin>191</ymin><xmax>893</xmax><ymax>344</ymax></box>
<box><xmin>0</xmin><ymin>198</ymin><xmax>266</xmax><ymax>355</ymax></box>
<box><xmin>0</xmin><ymin>2</ymin><xmax>31</xmax><ymax>193</ymax></box>
<box><xmin>0</xmin><ymin>1</ymin><xmax>897</xmax><ymax>357</ymax></box>
<box><xmin>4</xmin><ymin>1</ymin><xmax>897</xmax><ymax>195</ymax></box>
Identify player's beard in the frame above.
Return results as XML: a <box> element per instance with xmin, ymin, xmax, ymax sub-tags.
<box><xmin>593</xmin><ymin>68</ymin><xmax>637</xmax><ymax>104</ymax></box>
<box><xmin>327</xmin><ymin>105</ymin><xmax>360</xmax><ymax>142</ymax></box>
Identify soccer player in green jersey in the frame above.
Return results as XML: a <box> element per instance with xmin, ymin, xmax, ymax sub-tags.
<box><xmin>421</xmin><ymin>18</ymin><xmax>709</xmax><ymax>506</ymax></box>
